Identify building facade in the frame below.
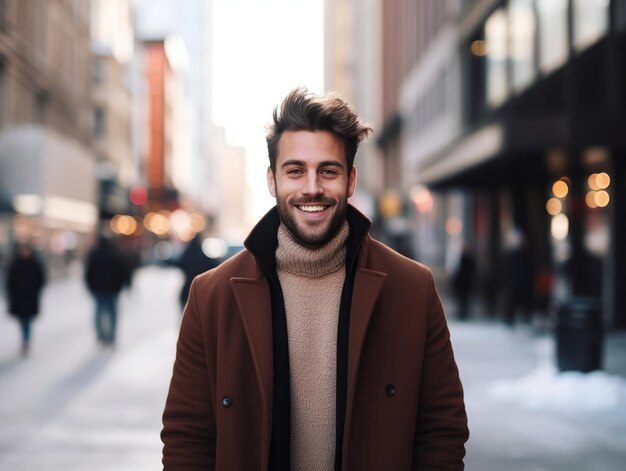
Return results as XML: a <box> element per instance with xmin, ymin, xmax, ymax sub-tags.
<box><xmin>91</xmin><ymin>0</ymin><xmax>135</xmax><ymax>224</ymax></box>
<box><xmin>0</xmin><ymin>0</ymin><xmax>97</xmax><ymax>276</ymax></box>
<box><xmin>377</xmin><ymin>0</ymin><xmax>626</xmax><ymax>328</ymax></box>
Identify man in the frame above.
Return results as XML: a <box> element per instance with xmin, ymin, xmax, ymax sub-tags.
<box><xmin>85</xmin><ymin>236</ymin><xmax>128</xmax><ymax>347</ymax></box>
<box><xmin>161</xmin><ymin>88</ymin><xmax>469</xmax><ymax>470</ymax></box>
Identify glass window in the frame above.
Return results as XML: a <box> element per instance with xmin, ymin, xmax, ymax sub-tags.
<box><xmin>509</xmin><ymin>0</ymin><xmax>536</xmax><ymax>92</ymax></box>
<box><xmin>485</xmin><ymin>8</ymin><xmax>508</xmax><ymax>108</ymax></box>
<box><xmin>573</xmin><ymin>0</ymin><xmax>609</xmax><ymax>51</ymax></box>
<box><xmin>537</xmin><ymin>0</ymin><xmax>568</xmax><ymax>74</ymax></box>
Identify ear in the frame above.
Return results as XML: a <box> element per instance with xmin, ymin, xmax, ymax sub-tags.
<box><xmin>267</xmin><ymin>166</ymin><xmax>276</xmax><ymax>197</ymax></box>
<box><xmin>347</xmin><ymin>166</ymin><xmax>357</xmax><ymax>198</ymax></box>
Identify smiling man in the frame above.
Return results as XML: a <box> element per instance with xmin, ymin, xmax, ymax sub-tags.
<box><xmin>161</xmin><ymin>88</ymin><xmax>469</xmax><ymax>470</ymax></box>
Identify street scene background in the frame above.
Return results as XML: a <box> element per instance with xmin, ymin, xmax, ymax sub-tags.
<box><xmin>1</xmin><ymin>1</ymin><xmax>626</xmax><ymax>470</ymax></box>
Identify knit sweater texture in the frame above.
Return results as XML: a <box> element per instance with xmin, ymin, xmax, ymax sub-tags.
<box><xmin>276</xmin><ymin>221</ymin><xmax>348</xmax><ymax>471</ymax></box>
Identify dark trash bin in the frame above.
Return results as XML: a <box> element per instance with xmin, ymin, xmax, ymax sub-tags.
<box><xmin>555</xmin><ymin>297</ymin><xmax>603</xmax><ymax>372</ymax></box>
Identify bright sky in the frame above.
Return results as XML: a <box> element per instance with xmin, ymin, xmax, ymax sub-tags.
<box><xmin>211</xmin><ymin>0</ymin><xmax>325</xmax><ymax>219</ymax></box>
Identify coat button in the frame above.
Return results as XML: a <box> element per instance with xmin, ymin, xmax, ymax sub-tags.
<box><xmin>385</xmin><ymin>384</ymin><xmax>396</xmax><ymax>397</ymax></box>
<box><xmin>222</xmin><ymin>395</ymin><xmax>233</xmax><ymax>408</ymax></box>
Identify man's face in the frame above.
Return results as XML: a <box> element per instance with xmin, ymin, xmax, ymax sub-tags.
<box><xmin>267</xmin><ymin>130</ymin><xmax>356</xmax><ymax>249</ymax></box>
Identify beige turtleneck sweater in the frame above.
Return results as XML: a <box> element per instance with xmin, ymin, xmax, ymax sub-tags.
<box><xmin>275</xmin><ymin>222</ymin><xmax>348</xmax><ymax>471</ymax></box>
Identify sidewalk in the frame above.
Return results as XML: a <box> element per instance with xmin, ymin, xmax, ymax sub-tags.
<box><xmin>0</xmin><ymin>265</ymin><xmax>182</xmax><ymax>471</ymax></box>
<box><xmin>450</xmin><ymin>319</ymin><xmax>626</xmax><ymax>471</ymax></box>
<box><xmin>1</xmin><ymin>267</ymin><xmax>624</xmax><ymax>470</ymax></box>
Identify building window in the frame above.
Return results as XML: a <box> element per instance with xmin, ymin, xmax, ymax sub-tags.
<box><xmin>94</xmin><ymin>107</ymin><xmax>105</xmax><ymax>137</ymax></box>
<box><xmin>537</xmin><ymin>0</ymin><xmax>568</xmax><ymax>74</ymax></box>
<box><xmin>485</xmin><ymin>8</ymin><xmax>508</xmax><ymax>108</ymax></box>
<box><xmin>573</xmin><ymin>0</ymin><xmax>609</xmax><ymax>51</ymax></box>
<box><xmin>509</xmin><ymin>0</ymin><xmax>536</xmax><ymax>92</ymax></box>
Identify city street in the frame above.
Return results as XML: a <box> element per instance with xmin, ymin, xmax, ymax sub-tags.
<box><xmin>0</xmin><ymin>265</ymin><xmax>182</xmax><ymax>470</ymax></box>
<box><xmin>0</xmin><ymin>266</ymin><xmax>625</xmax><ymax>470</ymax></box>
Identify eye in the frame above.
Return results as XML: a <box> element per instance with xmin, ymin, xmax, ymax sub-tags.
<box><xmin>320</xmin><ymin>168</ymin><xmax>339</xmax><ymax>176</ymax></box>
<box><xmin>286</xmin><ymin>168</ymin><xmax>304</xmax><ymax>176</ymax></box>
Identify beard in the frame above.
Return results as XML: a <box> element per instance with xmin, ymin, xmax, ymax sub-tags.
<box><xmin>275</xmin><ymin>194</ymin><xmax>348</xmax><ymax>249</ymax></box>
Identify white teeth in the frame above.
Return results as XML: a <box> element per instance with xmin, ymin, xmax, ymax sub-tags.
<box><xmin>299</xmin><ymin>205</ymin><xmax>326</xmax><ymax>212</ymax></box>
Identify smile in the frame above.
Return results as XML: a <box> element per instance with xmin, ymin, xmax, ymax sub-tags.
<box><xmin>297</xmin><ymin>205</ymin><xmax>328</xmax><ymax>213</ymax></box>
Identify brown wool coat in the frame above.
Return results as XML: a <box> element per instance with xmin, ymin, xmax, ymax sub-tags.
<box><xmin>162</xmin><ymin>234</ymin><xmax>469</xmax><ymax>470</ymax></box>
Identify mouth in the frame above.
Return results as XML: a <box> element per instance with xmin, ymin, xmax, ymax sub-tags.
<box><xmin>296</xmin><ymin>204</ymin><xmax>329</xmax><ymax>213</ymax></box>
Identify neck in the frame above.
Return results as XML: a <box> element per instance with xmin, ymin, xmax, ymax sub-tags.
<box><xmin>276</xmin><ymin>222</ymin><xmax>349</xmax><ymax>277</ymax></box>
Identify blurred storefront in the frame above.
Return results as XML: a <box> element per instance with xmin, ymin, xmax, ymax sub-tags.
<box><xmin>0</xmin><ymin>1</ymin><xmax>97</xmax><ymax>277</ymax></box>
<box><xmin>394</xmin><ymin>0</ymin><xmax>626</xmax><ymax>328</ymax></box>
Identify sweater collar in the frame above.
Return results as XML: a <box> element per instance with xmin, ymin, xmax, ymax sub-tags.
<box><xmin>244</xmin><ymin>204</ymin><xmax>372</xmax><ymax>279</ymax></box>
<box><xmin>275</xmin><ymin>221</ymin><xmax>348</xmax><ymax>277</ymax></box>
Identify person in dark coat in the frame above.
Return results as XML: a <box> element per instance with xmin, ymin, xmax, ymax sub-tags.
<box><xmin>175</xmin><ymin>234</ymin><xmax>218</xmax><ymax>309</ymax></box>
<box><xmin>501</xmin><ymin>228</ymin><xmax>533</xmax><ymax>325</ymax></box>
<box><xmin>5</xmin><ymin>243</ymin><xmax>46</xmax><ymax>356</ymax></box>
<box><xmin>452</xmin><ymin>243</ymin><xmax>475</xmax><ymax>320</ymax></box>
<box><xmin>85</xmin><ymin>236</ymin><xmax>128</xmax><ymax>347</ymax></box>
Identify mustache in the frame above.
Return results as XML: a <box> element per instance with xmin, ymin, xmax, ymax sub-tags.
<box><xmin>291</xmin><ymin>197</ymin><xmax>336</xmax><ymax>206</ymax></box>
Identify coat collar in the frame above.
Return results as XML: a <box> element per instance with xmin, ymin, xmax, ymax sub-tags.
<box><xmin>243</xmin><ymin>203</ymin><xmax>373</xmax><ymax>275</ymax></box>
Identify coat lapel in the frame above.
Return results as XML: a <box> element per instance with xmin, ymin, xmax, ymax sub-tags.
<box><xmin>344</xmin><ymin>268</ymin><xmax>386</xmax><ymax>438</ymax></box>
<box><xmin>230</xmin><ymin>277</ymin><xmax>273</xmax><ymax>422</ymax></box>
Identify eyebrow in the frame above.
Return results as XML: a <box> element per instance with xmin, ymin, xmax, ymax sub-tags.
<box><xmin>280</xmin><ymin>159</ymin><xmax>345</xmax><ymax>169</ymax></box>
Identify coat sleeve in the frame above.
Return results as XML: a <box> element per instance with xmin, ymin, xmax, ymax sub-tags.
<box><xmin>412</xmin><ymin>270</ymin><xmax>469</xmax><ymax>470</ymax></box>
<box><xmin>161</xmin><ymin>278</ymin><xmax>216</xmax><ymax>470</ymax></box>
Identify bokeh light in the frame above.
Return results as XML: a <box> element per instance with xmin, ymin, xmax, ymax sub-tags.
<box><xmin>552</xmin><ymin>180</ymin><xmax>569</xmax><ymax>199</ymax></box>
<box><xmin>551</xmin><ymin>213</ymin><xmax>569</xmax><ymax>240</ymax></box>
<box><xmin>546</xmin><ymin>197</ymin><xmax>562</xmax><ymax>216</ymax></box>
<box><xmin>445</xmin><ymin>216</ymin><xmax>463</xmax><ymax>236</ymax></box>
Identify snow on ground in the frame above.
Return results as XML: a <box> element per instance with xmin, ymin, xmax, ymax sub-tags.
<box><xmin>488</xmin><ymin>334</ymin><xmax>626</xmax><ymax>412</ymax></box>
<box><xmin>489</xmin><ymin>365</ymin><xmax>626</xmax><ymax>411</ymax></box>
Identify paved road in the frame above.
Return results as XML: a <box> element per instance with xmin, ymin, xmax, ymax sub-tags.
<box><xmin>1</xmin><ymin>265</ymin><xmax>625</xmax><ymax>470</ymax></box>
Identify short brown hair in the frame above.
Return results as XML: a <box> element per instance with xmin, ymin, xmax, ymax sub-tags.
<box><xmin>266</xmin><ymin>88</ymin><xmax>372</xmax><ymax>172</ymax></box>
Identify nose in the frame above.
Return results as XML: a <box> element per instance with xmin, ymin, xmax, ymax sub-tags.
<box><xmin>302</xmin><ymin>172</ymin><xmax>323</xmax><ymax>196</ymax></box>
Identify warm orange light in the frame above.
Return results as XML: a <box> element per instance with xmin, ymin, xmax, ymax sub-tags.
<box><xmin>546</xmin><ymin>198</ymin><xmax>562</xmax><ymax>216</ymax></box>
<box><xmin>594</xmin><ymin>190</ymin><xmax>610</xmax><ymax>207</ymax></box>
<box><xmin>379</xmin><ymin>191</ymin><xmax>402</xmax><ymax>218</ymax></box>
<box><xmin>470</xmin><ymin>40</ymin><xmax>487</xmax><ymax>56</ymax></box>
<box><xmin>596</xmin><ymin>172</ymin><xmax>610</xmax><ymax>189</ymax></box>
<box><xmin>189</xmin><ymin>213</ymin><xmax>207</xmax><ymax>233</ymax></box>
<box><xmin>144</xmin><ymin>211</ymin><xmax>170</xmax><ymax>235</ymax></box>
<box><xmin>111</xmin><ymin>215</ymin><xmax>140</xmax><ymax>236</ymax></box>
<box><xmin>585</xmin><ymin>191</ymin><xmax>598</xmax><ymax>208</ymax></box>
<box><xmin>588</xmin><ymin>173</ymin><xmax>599</xmax><ymax>190</ymax></box>
<box><xmin>552</xmin><ymin>180</ymin><xmax>569</xmax><ymax>199</ymax></box>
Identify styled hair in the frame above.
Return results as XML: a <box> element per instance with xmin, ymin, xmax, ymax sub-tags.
<box><xmin>266</xmin><ymin>88</ymin><xmax>372</xmax><ymax>172</ymax></box>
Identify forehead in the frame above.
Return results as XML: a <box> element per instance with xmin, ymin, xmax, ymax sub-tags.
<box><xmin>276</xmin><ymin>130</ymin><xmax>346</xmax><ymax>166</ymax></box>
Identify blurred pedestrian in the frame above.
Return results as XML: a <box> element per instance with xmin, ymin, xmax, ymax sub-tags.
<box><xmin>501</xmin><ymin>227</ymin><xmax>533</xmax><ymax>326</ymax></box>
<box><xmin>452</xmin><ymin>243</ymin><xmax>475</xmax><ymax>320</ymax></box>
<box><xmin>5</xmin><ymin>243</ymin><xmax>46</xmax><ymax>356</ymax></box>
<box><xmin>174</xmin><ymin>234</ymin><xmax>218</xmax><ymax>309</ymax></box>
<box><xmin>162</xmin><ymin>88</ymin><xmax>468</xmax><ymax>470</ymax></box>
<box><xmin>84</xmin><ymin>236</ymin><xmax>128</xmax><ymax>347</ymax></box>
